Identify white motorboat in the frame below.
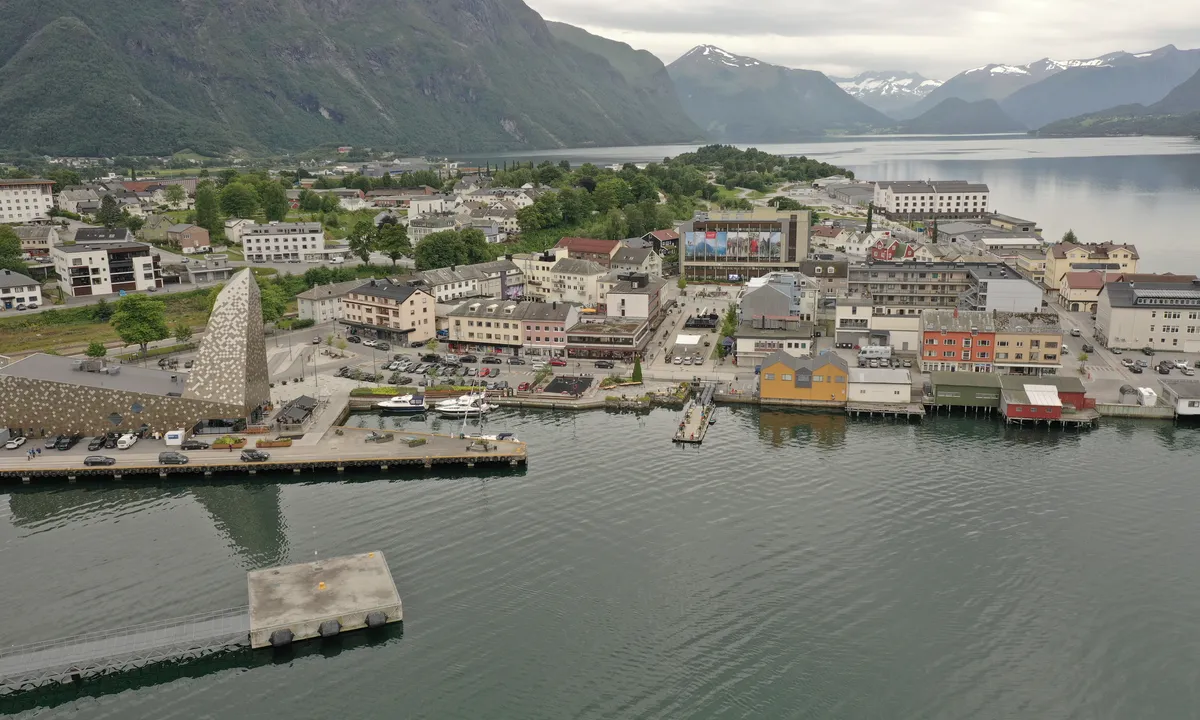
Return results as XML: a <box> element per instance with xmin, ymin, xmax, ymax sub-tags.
<box><xmin>435</xmin><ymin>395</ymin><xmax>495</xmax><ymax>417</ymax></box>
<box><xmin>375</xmin><ymin>394</ymin><xmax>428</xmax><ymax>414</ymax></box>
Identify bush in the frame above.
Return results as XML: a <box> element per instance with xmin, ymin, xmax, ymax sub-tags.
<box><xmin>289</xmin><ymin>318</ymin><xmax>315</xmax><ymax>330</ymax></box>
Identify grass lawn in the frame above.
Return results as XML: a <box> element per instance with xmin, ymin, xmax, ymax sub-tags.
<box><xmin>0</xmin><ymin>308</ymin><xmax>210</xmax><ymax>354</ymax></box>
<box><xmin>218</xmin><ymin>245</ymin><xmax>245</xmax><ymax>260</ymax></box>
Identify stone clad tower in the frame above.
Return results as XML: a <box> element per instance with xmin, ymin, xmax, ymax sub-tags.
<box><xmin>185</xmin><ymin>269</ymin><xmax>271</xmax><ymax>421</ymax></box>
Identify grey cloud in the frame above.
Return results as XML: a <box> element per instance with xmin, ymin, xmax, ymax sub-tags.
<box><xmin>531</xmin><ymin>0</ymin><xmax>1200</xmax><ymax>78</ymax></box>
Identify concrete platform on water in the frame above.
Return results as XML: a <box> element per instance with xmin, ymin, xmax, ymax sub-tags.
<box><xmin>248</xmin><ymin>552</ymin><xmax>403</xmax><ymax>649</ymax></box>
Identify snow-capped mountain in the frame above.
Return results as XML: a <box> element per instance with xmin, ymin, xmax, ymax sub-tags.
<box><xmin>666</xmin><ymin>45</ymin><xmax>890</xmax><ymax>141</ymax></box>
<box><xmin>833</xmin><ymin>71</ymin><xmax>942</xmax><ymax>116</ymax></box>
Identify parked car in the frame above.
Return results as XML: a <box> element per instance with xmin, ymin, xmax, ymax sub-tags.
<box><xmin>467</xmin><ymin>367</ymin><xmax>478</xmax><ymax>376</ymax></box>
<box><xmin>1157</xmin><ymin>365</ymin><xmax>1172</xmax><ymax>375</ymax></box>
<box><xmin>531</xmin><ymin>362</ymin><xmax>547</xmax><ymax>371</ymax></box>
<box><xmin>410</xmin><ymin>340</ymin><xmax>426</xmax><ymax>348</ymax></box>
<box><xmin>1111</xmin><ymin>347</ymin><xmax>1123</xmax><ymax>355</ymax></box>
<box><xmin>14</xmin><ymin>303</ymin><xmax>25</xmax><ymax>311</ymax></box>
<box><xmin>362</xmin><ymin>339</ymin><xmax>378</xmax><ymax>347</ymax></box>
<box><xmin>55</xmin><ymin>434</ymin><xmax>81</xmax><ymax>450</ymax></box>
<box><xmin>180</xmin><ymin>439</ymin><xmax>210</xmax><ymax>450</ymax></box>
<box><xmin>459</xmin><ymin>355</ymin><xmax>478</xmax><ymax>363</ymax></box>
<box><xmin>517</xmin><ymin>382</ymin><xmax>531</xmax><ymax>391</ymax></box>
<box><xmin>595</xmin><ymin>360</ymin><xmax>615</xmax><ymax>369</ymax></box>
<box><xmin>116</xmin><ymin>434</ymin><xmax>138</xmax><ymax>450</ymax></box>
<box><xmin>902</xmin><ymin>359</ymin><xmax>912</xmax><ymax>368</ymax></box>
<box><xmin>44</xmin><ymin>435</ymin><xmax>62</xmax><ymax>449</ymax></box>
<box><xmin>1070</xmin><ymin>328</ymin><xmax>1082</xmax><ymax>337</ymax></box>
<box><xmin>1082</xmin><ymin>343</ymin><xmax>1095</xmax><ymax>353</ymax></box>
<box><xmin>1142</xmin><ymin>346</ymin><xmax>1155</xmax><ymax>356</ymax></box>
<box><xmin>673</xmin><ymin>356</ymin><xmax>683</xmax><ymax>365</ymax></box>
<box><xmin>376</xmin><ymin>342</ymin><xmax>391</xmax><ymax>351</ymax></box>
<box><xmin>507</xmin><ymin>357</ymin><xmax>526</xmax><ymax>365</ymax></box>
<box><xmin>87</xmin><ymin>436</ymin><xmax>106</xmax><ymax>451</ymax></box>
<box><xmin>1174</xmin><ymin>359</ymin><xmax>1190</xmax><ymax>370</ymax></box>
<box><xmin>1122</xmin><ymin>358</ymin><xmax>1136</xmax><ymax>368</ymax></box>
<box><xmin>549</xmin><ymin>358</ymin><xmax>567</xmax><ymax>367</ymax></box>
<box><xmin>1136</xmin><ymin>359</ymin><xmax>1149</xmax><ymax>368</ymax></box>
<box><xmin>683</xmin><ymin>357</ymin><xmax>693</xmax><ymax>365</ymax></box>
<box><xmin>240</xmin><ymin>449</ymin><xmax>271</xmax><ymax>462</ymax></box>
<box><xmin>5</xmin><ymin>436</ymin><xmax>26</xmax><ymax>450</ymax></box>
<box><xmin>482</xmin><ymin>356</ymin><xmax>503</xmax><ymax>365</ymax></box>
<box><xmin>489</xmin><ymin>368</ymin><xmax>501</xmax><ymax>377</ymax></box>
<box><xmin>421</xmin><ymin>353</ymin><xmax>441</xmax><ymax>363</ymax></box>
<box><xmin>312</xmin><ymin>336</ymin><xmax>321</xmax><ymax>345</ymax></box>
<box><xmin>1130</xmin><ymin>365</ymin><xmax>1144</xmax><ymax>374</ymax></box>
<box><xmin>479</xmin><ymin>367</ymin><xmax>491</xmax><ymax>378</ymax></box>
<box><xmin>347</xmin><ymin>335</ymin><xmax>362</xmax><ymax>344</ymax></box>
<box><xmin>158</xmin><ymin>451</ymin><xmax>189</xmax><ymax>465</ymax></box>
<box><xmin>84</xmin><ymin>455</ymin><xmax>116</xmax><ymax>466</ymax></box>
<box><xmin>1184</xmin><ymin>367</ymin><xmax>1196</xmax><ymax>376</ymax></box>
<box><xmin>104</xmin><ymin>433</ymin><xmax>120</xmax><ymax>449</ymax></box>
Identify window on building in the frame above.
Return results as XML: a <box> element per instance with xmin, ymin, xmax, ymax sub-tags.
<box><xmin>764</xmin><ymin>373</ymin><xmax>775</xmax><ymax>380</ymax></box>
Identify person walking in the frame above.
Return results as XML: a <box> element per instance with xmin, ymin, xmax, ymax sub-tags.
<box><xmin>228</xmin><ymin>443</ymin><xmax>233</xmax><ymax>453</ymax></box>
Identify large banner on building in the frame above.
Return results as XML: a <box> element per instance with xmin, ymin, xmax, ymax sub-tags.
<box><xmin>684</xmin><ymin>231</ymin><xmax>781</xmax><ymax>261</ymax></box>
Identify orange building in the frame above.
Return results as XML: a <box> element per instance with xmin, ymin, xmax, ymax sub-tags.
<box><xmin>920</xmin><ymin>309</ymin><xmax>996</xmax><ymax>373</ymax></box>
<box><xmin>758</xmin><ymin>351</ymin><xmax>850</xmax><ymax>403</ymax></box>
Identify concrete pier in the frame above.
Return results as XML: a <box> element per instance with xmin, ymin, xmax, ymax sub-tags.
<box><xmin>247</xmin><ymin>552</ymin><xmax>402</xmax><ymax>649</ymax></box>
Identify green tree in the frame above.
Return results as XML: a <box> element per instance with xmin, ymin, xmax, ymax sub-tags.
<box><xmin>111</xmin><ymin>294</ymin><xmax>169</xmax><ymax>356</ymax></box>
<box><xmin>85</xmin><ymin>341</ymin><xmax>107</xmax><ymax>358</ymax></box>
<box><xmin>219</xmin><ymin>183</ymin><xmax>259</xmax><ymax>218</ymax></box>
<box><xmin>336</xmin><ymin>338</ymin><xmax>348</xmax><ymax>352</ymax></box>
<box><xmin>601</xmin><ymin>209</ymin><xmax>628</xmax><ymax>240</ymax></box>
<box><xmin>217</xmin><ymin>168</ymin><xmax>239</xmax><ymax>188</ymax></box>
<box><xmin>320</xmin><ymin>194</ymin><xmax>340</xmax><ymax>213</ymax></box>
<box><xmin>258</xmin><ymin>281</ymin><xmax>289</xmax><ymax>324</ymax></box>
<box><xmin>96</xmin><ymin>194</ymin><xmax>123</xmax><ymax>227</ymax></box>
<box><xmin>377</xmin><ymin>223</ymin><xmax>411</xmax><ymax>266</ymax></box>
<box><xmin>459</xmin><ymin>227</ymin><xmax>493</xmax><ymax>264</ymax></box>
<box><xmin>593</xmin><ymin>177</ymin><xmax>633</xmax><ymax>212</ymax></box>
<box><xmin>865</xmin><ymin>202</ymin><xmax>874</xmax><ymax>234</ymax></box>
<box><xmin>677</xmin><ymin>276</ymin><xmax>687</xmax><ymax>291</ymax></box>
<box><xmin>1062</xmin><ymin>229</ymin><xmax>1078</xmax><ymax>244</ymax></box>
<box><xmin>426</xmin><ymin>337</ymin><xmax>438</xmax><ymax>352</ymax></box>
<box><xmin>630</xmin><ymin>174</ymin><xmax>658</xmax><ymax>203</ymax></box>
<box><xmin>632</xmin><ymin>355</ymin><xmax>643</xmax><ymax>382</ymax></box>
<box><xmin>415</xmin><ymin>230</ymin><xmax>467</xmax><ymax>270</ymax></box>
<box><xmin>120</xmin><ymin>211</ymin><xmax>144</xmax><ymax>232</ymax></box>
<box><xmin>194</xmin><ymin>180</ymin><xmax>219</xmax><ymax>232</ymax></box>
<box><xmin>0</xmin><ymin>226</ymin><xmax>27</xmax><ymax>274</ymax></box>
<box><xmin>259</xmin><ymin>182</ymin><xmax>289</xmax><ymax>222</ymax></box>
<box><xmin>164</xmin><ymin>184</ymin><xmax>187</xmax><ymax>208</ymax></box>
<box><xmin>516</xmin><ymin>204</ymin><xmax>544</xmax><ymax>234</ymax></box>
<box><xmin>347</xmin><ymin>220</ymin><xmax>377</xmax><ymax>263</ymax></box>
<box><xmin>48</xmin><ymin>169</ymin><xmax>81</xmax><ymax>194</ymax></box>
<box><xmin>299</xmin><ymin>189</ymin><xmax>322</xmax><ymax>212</ymax></box>
<box><xmin>769</xmin><ymin>196</ymin><xmax>806</xmax><ymax>211</ymax></box>
<box><xmin>173</xmin><ymin>323</ymin><xmax>193</xmax><ymax>343</ymax></box>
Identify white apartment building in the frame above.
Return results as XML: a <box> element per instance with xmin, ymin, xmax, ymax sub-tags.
<box><xmin>296</xmin><ymin>279</ymin><xmax>366</xmax><ymax>325</ymax></box>
<box><xmin>241</xmin><ymin>221</ymin><xmax>325</xmax><ymax>263</ymax></box>
<box><xmin>0</xmin><ymin>179</ymin><xmax>55</xmax><ymax>222</ymax></box>
<box><xmin>1096</xmin><ymin>280</ymin><xmax>1200</xmax><ymax>352</ymax></box>
<box><xmin>873</xmin><ymin>180</ymin><xmax>990</xmax><ymax>219</ymax></box>
<box><xmin>0</xmin><ymin>269</ymin><xmax>41</xmax><ymax>310</ymax></box>
<box><xmin>51</xmin><ymin>241</ymin><xmax>162</xmax><ymax>298</ymax></box>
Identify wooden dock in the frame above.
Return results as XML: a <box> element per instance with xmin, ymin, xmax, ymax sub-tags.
<box><xmin>673</xmin><ymin>384</ymin><xmax>717</xmax><ymax>444</ymax></box>
<box><xmin>846</xmin><ymin>402</ymin><xmax>925</xmax><ymax>420</ymax></box>
<box><xmin>0</xmin><ymin>428</ymin><xmax>526</xmax><ymax>484</ymax></box>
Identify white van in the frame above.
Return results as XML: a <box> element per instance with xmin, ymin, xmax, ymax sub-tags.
<box><xmin>329</xmin><ymin>256</ymin><xmax>345</xmax><ymax>265</ymax></box>
<box><xmin>857</xmin><ymin>345</ymin><xmax>892</xmax><ymax>360</ymax></box>
<box><xmin>116</xmin><ymin>433</ymin><xmax>138</xmax><ymax>450</ymax></box>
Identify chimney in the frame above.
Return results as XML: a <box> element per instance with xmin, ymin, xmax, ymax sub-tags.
<box><xmin>552</xmin><ymin>301</ymin><xmax>557</xmax><ymax>310</ymax></box>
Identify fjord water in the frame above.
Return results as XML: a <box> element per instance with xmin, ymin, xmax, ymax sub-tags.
<box><xmin>5</xmin><ymin>409</ymin><xmax>1200</xmax><ymax>718</ymax></box>
<box><xmin>473</xmin><ymin>135</ymin><xmax>1200</xmax><ymax>271</ymax></box>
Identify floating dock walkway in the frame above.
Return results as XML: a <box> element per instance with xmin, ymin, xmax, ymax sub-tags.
<box><xmin>0</xmin><ymin>552</ymin><xmax>402</xmax><ymax>696</ymax></box>
<box><xmin>846</xmin><ymin>402</ymin><xmax>925</xmax><ymax>420</ymax></box>
<box><xmin>673</xmin><ymin>384</ymin><xmax>717</xmax><ymax>444</ymax></box>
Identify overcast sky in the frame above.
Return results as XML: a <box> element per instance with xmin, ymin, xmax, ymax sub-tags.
<box><xmin>529</xmin><ymin>0</ymin><xmax>1200</xmax><ymax>79</ymax></box>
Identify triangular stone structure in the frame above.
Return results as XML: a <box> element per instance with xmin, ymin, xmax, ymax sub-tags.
<box><xmin>185</xmin><ymin>269</ymin><xmax>270</xmax><ymax>419</ymax></box>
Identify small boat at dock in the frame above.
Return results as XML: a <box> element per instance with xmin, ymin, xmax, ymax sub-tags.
<box><xmin>375</xmin><ymin>394</ymin><xmax>428</xmax><ymax>414</ymax></box>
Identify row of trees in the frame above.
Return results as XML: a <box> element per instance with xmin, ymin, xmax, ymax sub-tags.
<box><xmin>0</xmin><ymin>226</ymin><xmax>27</xmax><ymax>274</ymax></box>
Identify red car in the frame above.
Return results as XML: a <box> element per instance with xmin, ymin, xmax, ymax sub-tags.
<box><xmin>517</xmin><ymin>382</ymin><xmax>530</xmax><ymax>391</ymax></box>
<box><xmin>549</xmin><ymin>358</ymin><xmax>567</xmax><ymax>367</ymax></box>
<box><xmin>479</xmin><ymin>367</ymin><xmax>491</xmax><ymax>378</ymax></box>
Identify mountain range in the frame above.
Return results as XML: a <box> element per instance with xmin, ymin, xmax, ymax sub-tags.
<box><xmin>833</xmin><ymin>71</ymin><xmax>943</xmax><ymax>116</ymax></box>
<box><xmin>1037</xmin><ymin>67</ymin><xmax>1200</xmax><ymax>137</ymax></box>
<box><xmin>0</xmin><ymin>0</ymin><xmax>1197</xmax><ymax>156</ymax></box>
<box><xmin>0</xmin><ymin>0</ymin><xmax>701</xmax><ymax>156</ymax></box>
<box><xmin>666</xmin><ymin>45</ymin><xmax>890</xmax><ymax>141</ymax></box>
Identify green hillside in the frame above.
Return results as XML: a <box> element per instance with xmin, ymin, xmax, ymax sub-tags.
<box><xmin>0</xmin><ymin>0</ymin><xmax>701</xmax><ymax>156</ymax></box>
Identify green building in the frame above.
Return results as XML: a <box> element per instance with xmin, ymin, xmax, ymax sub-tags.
<box><xmin>929</xmin><ymin>372</ymin><xmax>1002</xmax><ymax>409</ymax></box>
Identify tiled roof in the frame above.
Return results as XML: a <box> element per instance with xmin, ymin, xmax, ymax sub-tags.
<box><xmin>0</xmin><ymin>268</ymin><xmax>38</xmax><ymax>289</ymax></box>
<box><xmin>295</xmin><ymin>279</ymin><xmax>365</xmax><ymax>301</ymax></box>
<box><xmin>646</xmin><ymin>229</ymin><xmax>679</xmax><ymax>242</ymax></box>
<box><xmin>761</xmin><ymin>350</ymin><xmax>848</xmax><ymax>373</ymax></box>
<box><xmin>1051</xmin><ymin>241</ymin><xmax>1140</xmax><ymax>261</ymax></box>
<box><xmin>552</xmin><ymin>258</ymin><xmax>605</xmax><ymax>276</ymax></box>
<box><xmin>555</xmin><ymin>236</ymin><xmax>620</xmax><ymax>256</ymax></box>
<box><xmin>351</xmin><ymin>279</ymin><xmax>421</xmax><ymax>303</ymax></box>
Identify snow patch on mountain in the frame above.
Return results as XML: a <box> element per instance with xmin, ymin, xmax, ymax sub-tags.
<box><xmin>682</xmin><ymin>45</ymin><xmax>762</xmax><ymax>69</ymax></box>
<box><xmin>835</xmin><ymin>72</ymin><xmax>942</xmax><ymax>99</ymax></box>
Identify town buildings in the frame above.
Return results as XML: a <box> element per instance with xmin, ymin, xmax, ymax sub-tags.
<box><xmin>605</xmin><ymin>275</ymin><xmax>666</xmax><ymax>323</ymax></box>
<box><xmin>757</xmin><ymin>351</ymin><xmax>849</xmax><ymax>403</ymax></box>
<box><xmin>12</xmin><ymin>225</ymin><xmax>59</xmax><ymax>259</ymax></box>
<box><xmin>848</xmin><ymin>261</ymin><xmax>1041</xmax><ymax>317</ymax></box>
<box><xmin>0</xmin><ymin>179</ymin><xmax>54</xmax><ymax>222</ymax></box>
<box><xmin>740</xmin><ymin>272</ymin><xmax>817</xmax><ymax>324</ymax></box>
<box><xmin>241</xmin><ymin>221</ymin><xmax>325</xmax><ymax>263</ymax></box>
<box><xmin>992</xmin><ymin>311</ymin><xmax>1063</xmax><ymax>376</ymax></box>
<box><xmin>1044</xmin><ymin>242</ymin><xmax>1138</xmax><ymax>290</ymax></box>
<box><xmin>872</xmin><ymin>180</ymin><xmax>990</xmax><ymax>220</ymax></box>
<box><xmin>611</xmin><ymin>246</ymin><xmax>663</xmax><ymax>277</ymax></box>
<box><xmin>735</xmin><ymin>321</ymin><xmax>815</xmax><ymax>366</ymax></box>
<box><xmin>409</xmin><ymin>259</ymin><xmax>524</xmax><ymax>303</ymax></box>
<box><xmin>848</xmin><ymin>368</ymin><xmax>912</xmax><ymax>404</ymax></box>
<box><xmin>519</xmin><ymin>302</ymin><xmax>579</xmax><ymax>358</ymax></box>
<box><xmin>446</xmin><ymin>299</ymin><xmax>576</xmax><ymax>355</ymax></box>
<box><xmin>800</xmin><ymin>259</ymin><xmax>849</xmax><ymax>299</ymax></box>
<box><xmin>1095</xmin><ymin>280</ymin><xmax>1200</xmax><ymax>352</ymax></box>
<box><xmin>961</xmin><ymin>264</ymin><xmax>1044</xmax><ymax>313</ymax></box>
<box><xmin>296</xmin><ymin>279</ymin><xmax>367</xmax><ymax>325</ymax></box>
<box><xmin>919</xmin><ymin>309</ymin><xmax>996</xmax><ymax>373</ymax></box>
<box><xmin>75</xmin><ymin>227</ymin><xmax>135</xmax><ymax>244</ymax></box>
<box><xmin>167</xmin><ymin>224</ymin><xmax>211</xmax><ymax>254</ymax></box>
<box><xmin>1159</xmin><ymin>380</ymin><xmax>1200</xmax><ymax>417</ymax></box>
<box><xmin>339</xmin><ymin>279</ymin><xmax>435</xmax><ymax>344</ymax></box>
<box><xmin>677</xmin><ymin>209</ymin><xmax>810</xmax><ymax>282</ymax></box>
<box><xmin>514</xmin><ymin>249</ymin><xmax>607</xmax><ymax>306</ymax></box>
<box><xmin>565</xmin><ymin>318</ymin><xmax>650</xmax><ymax>362</ymax></box>
<box><xmin>0</xmin><ymin>269</ymin><xmax>40</xmax><ymax>310</ymax></box>
<box><xmin>51</xmin><ymin>240</ymin><xmax>162</xmax><ymax>297</ymax></box>
<box><xmin>643</xmin><ymin>229</ymin><xmax>679</xmax><ymax>256</ymax></box>
<box><xmin>409</xmin><ymin>214</ymin><xmax>459</xmax><ymax>244</ymax></box>
<box><xmin>554</xmin><ymin>237</ymin><xmax>622</xmax><ymax>268</ymax></box>
<box><xmin>183</xmin><ymin>254</ymin><xmax>236</xmax><ymax>285</ymax></box>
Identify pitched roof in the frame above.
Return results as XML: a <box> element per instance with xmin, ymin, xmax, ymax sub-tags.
<box><xmin>74</xmin><ymin>227</ymin><xmax>133</xmax><ymax>242</ymax></box>
<box><xmin>612</xmin><ymin>247</ymin><xmax>654</xmax><ymax>265</ymax></box>
<box><xmin>848</xmin><ymin>368</ymin><xmax>911</xmax><ymax>384</ymax></box>
<box><xmin>1051</xmin><ymin>241</ymin><xmax>1140</xmax><ymax>261</ymax></box>
<box><xmin>1102</xmin><ymin>281</ymin><xmax>1200</xmax><ymax>309</ymax></box>
<box><xmin>1063</xmin><ymin>271</ymin><xmax>1110</xmax><ymax>290</ymax></box>
<box><xmin>295</xmin><ymin>279</ymin><xmax>366</xmax><ymax>301</ymax></box>
<box><xmin>555</xmin><ymin>236</ymin><xmax>620</xmax><ymax>256</ymax></box>
<box><xmin>13</xmin><ymin>226</ymin><xmax>53</xmax><ymax>241</ymax></box>
<box><xmin>811</xmin><ymin>226</ymin><xmax>840</xmax><ymax>238</ymax></box>
<box><xmin>0</xmin><ymin>268</ymin><xmax>38</xmax><ymax>289</ymax></box>
<box><xmin>646</xmin><ymin>229</ymin><xmax>679</xmax><ymax>242</ymax></box>
<box><xmin>351</xmin><ymin>279</ymin><xmax>422</xmax><ymax>303</ymax></box>
<box><xmin>551</xmin><ymin>258</ymin><xmax>605</xmax><ymax>276</ymax></box>
<box><xmin>761</xmin><ymin>350</ymin><xmax>848</xmax><ymax>374</ymax></box>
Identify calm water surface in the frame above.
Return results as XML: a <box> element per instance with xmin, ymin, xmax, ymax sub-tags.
<box><xmin>5</xmin><ymin>409</ymin><xmax>1200</xmax><ymax>718</ymax></box>
<box><xmin>465</xmin><ymin>135</ymin><xmax>1200</xmax><ymax>272</ymax></box>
